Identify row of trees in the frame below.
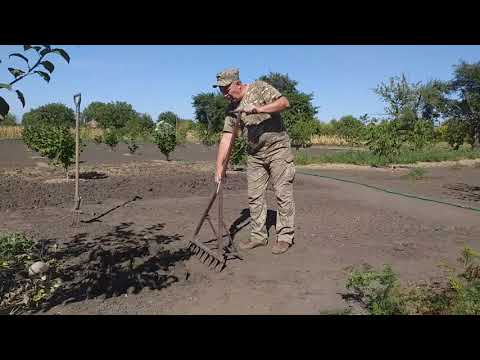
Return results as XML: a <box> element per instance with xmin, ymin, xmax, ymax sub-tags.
<box><xmin>312</xmin><ymin>61</ymin><xmax>480</xmax><ymax>158</ymax></box>
<box><xmin>4</xmin><ymin>51</ymin><xmax>480</xmax><ymax>169</ymax></box>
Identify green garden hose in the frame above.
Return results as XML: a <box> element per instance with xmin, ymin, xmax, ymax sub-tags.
<box><xmin>297</xmin><ymin>170</ymin><xmax>480</xmax><ymax>213</ymax></box>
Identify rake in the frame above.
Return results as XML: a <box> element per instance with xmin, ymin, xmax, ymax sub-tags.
<box><xmin>188</xmin><ymin>109</ymin><xmax>244</xmax><ymax>271</ymax></box>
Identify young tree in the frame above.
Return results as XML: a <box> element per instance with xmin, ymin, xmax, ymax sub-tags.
<box><xmin>443</xmin><ymin>61</ymin><xmax>480</xmax><ymax>149</ymax></box>
<box><xmin>83</xmin><ymin>101</ymin><xmax>138</xmax><ymax>129</ymax></box>
<box><xmin>332</xmin><ymin>115</ymin><xmax>365</xmax><ymax>145</ymax></box>
<box><xmin>153</xmin><ymin>111</ymin><xmax>177</xmax><ymax>160</ymax></box>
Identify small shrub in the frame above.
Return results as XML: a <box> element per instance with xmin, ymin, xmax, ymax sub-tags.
<box><xmin>123</xmin><ymin>134</ymin><xmax>139</xmax><ymax>154</ymax></box>
<box><xmin>0</xmin><ymin>232</ymin><xmax>34</xmax><ymax>262</ymax></box>
<box><xmin>22</xmin><ymin>124</ymin><xmax>76</xmax><ymax>175</ymax></box>
<box><xmin>444</xmin><ymin>118</ymin><xmax>470</xmax><ymax>150</ymax></box>
<box><xmin>407</xmin><ymin>120</ymin><xmax>435</xmax><ymax>151</ymax></box>
<box><xmin>153</xmin><ymin>121</ymin><xmax>176</xmax><ymax>161</ymax></box>
<box><xmin>104</xmin><ymin>129</ymin><xmax>119</xmax><ymax>151</ymax></box>
<box><xmin>346</xmin><ymin>264</ymin><xmax>405</xmax><ymax>315</ymax></box>
<box><xmin>230</xmin><ymin>136</ymin><xmax>247</xmax><ymax>167</ymax></box>
<box><xmin>289</xmin><ymin>119</ymin><xmax>316</xmax><ymax>150</ymax></box>
<box><xmin>364</xmin><ymin>121</ymin><xmax>402</xmax><ymax>160</ymax></box>
<box><xmin>93</xmin><ymin>134</ymin><xmax>103</xmax><ymax>144</ymax></box>
<box><xmin>345</xmin><ymin>247</ymin><xmax>480</xmax><ymax>315</ymax></box>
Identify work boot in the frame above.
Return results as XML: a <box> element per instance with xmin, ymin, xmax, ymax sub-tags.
<box><xmin>239</xmin><ymin>238</ymin><xmax>267</xmax><ymax>250</ymax></box>
<box><xmin>272</xmin><ymin>241</ymin><xmax>291</xmax><ymax>255</ymax></box>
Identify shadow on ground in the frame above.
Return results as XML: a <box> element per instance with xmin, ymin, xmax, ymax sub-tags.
<box><xmin>35</xmin><ymin>222</ymin><xmax>190</xmax><ymax>313</ymax></box>
<box><xmin>229</xmin><ymin>208</ymin><xmax>277</xmax><ymax>240</ymax></box>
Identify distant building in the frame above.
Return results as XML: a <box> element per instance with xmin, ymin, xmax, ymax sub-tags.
<box><xmin>87</xmin><ymin>119</ymin><xmax>98</xmax><ymax>128</ymax></box>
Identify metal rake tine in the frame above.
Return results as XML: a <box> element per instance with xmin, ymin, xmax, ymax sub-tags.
<box><xmin>209</xmin><ymin>257</ymin><xmax>215</xmax><ymax>267</ymax></box>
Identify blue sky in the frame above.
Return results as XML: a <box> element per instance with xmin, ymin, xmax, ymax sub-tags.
<box><xmin>1</xmin><ymin>45</ymin><xmax>479</xmax><ymax>123</ymax></box>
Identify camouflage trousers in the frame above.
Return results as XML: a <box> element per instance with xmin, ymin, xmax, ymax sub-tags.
<box><xmin>247</xmin><ymin>146</ymin><xmax>296</xmax><ymax>245</ymax></box>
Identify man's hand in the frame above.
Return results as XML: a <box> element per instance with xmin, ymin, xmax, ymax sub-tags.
<box><xmin>240</xmin><ymin>104</ymin><xmax>259</xmax><ymax>114</ymax></box>
<box><xmin>215</xmin><ymin>168</ymin><xmax>224</xmax><ymax>184</ymax></box>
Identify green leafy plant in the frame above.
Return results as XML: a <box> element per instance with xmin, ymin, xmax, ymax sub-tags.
<box><xmin>345</xmin><ymin>247</ymin><xmax>480</xmax><ymax>315</ymax></box>
<box><xmin>104</xmin><ymin>128</ymin><xmax>119</xmax><ymax>151</ymax></box>
<box><xmin>1</xmin><ymin>231</ymin><xmax>62</xmax><ymax>314</ymax></box>
<box><xmin>124</xmin><ymin>134</ymin><xmax>139</xmax><ymax>154</ymax></box>
<box><xmin>346</xmin><ymin>264</ymin><xmax>404</xmax><ymax>315</ymax></box>
<box><xmin>407</xmin><ymin>167</ymin><xmax>427</xmax><ymax>180</ymax></box>
<box><xmin>22</xmin><ymin>124</ymin><xmax>77</xmax><ymax>175</ymax></box>
<box><xmin>0</xmin><ymin>45</ymin><xmax>70</xmax><ymax>120</ymax></box>
<box><xmin>0</xmin><ymin>232</ymin><xmax>33</xmax><ymax>261</ymax></box>
<box><xmin>153</xmin><ymin>121</ymin><xmax>176</xmax><ymax>161</ymax></box>
<box><xmin>364</xmin><ymin>121</ymin><xmax>402</xmax><ymax>160</ymax></box>
<box><xmin>230</xmin><ymin>136</ymin><xmax>247</xmax><ymax>167</ymax></box>
<box><xmin>289</xmin><ymin>119</ymin><xmax>316</xmax><ymax>150</ymax></box>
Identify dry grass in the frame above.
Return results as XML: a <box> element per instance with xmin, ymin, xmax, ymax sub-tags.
<box><xmin>311</xmin><ymin>134</ymin><xmax>348</xmax><ymax>146</ymax></box>
<box><xmin>0</xmin><ymin>126</ymin><xmax>23</xmax><ymax>139</ymax></box>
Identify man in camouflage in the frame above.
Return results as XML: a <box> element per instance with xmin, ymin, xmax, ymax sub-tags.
<box><xmin>213</xmin><ymin>68</ymin><xmax>295</xmax><ymax>255</ymax></box>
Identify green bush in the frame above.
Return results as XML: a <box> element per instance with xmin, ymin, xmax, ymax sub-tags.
<box><xmin>22</xmin><ymin>124</ymin><xmax>76</xmax><ymax>174</ymax></box>
<box><xmin>444</xmin><ymin>118</ymin><xmax>471</xmax><ymax>150</ymax></box>
<box><xmin>364</xmin><ymin>121</ymin><xmax>402</xmax><ymax>160</ymax></box>
<box><xmin>346</xmin><ymin>264</ymin><xmax>404</xmax><ymax>315</ymax></box>
<box><xmin>104</xmin><ymin>128</ymin><xmax>119</xmax><ymax>151</ymax></box>
<box><xmin>123</xmin><ymin>134</ymin><xmax>139</xmax><ymax>154</ymax></box>
<box><xmin>345</xmin><ymin>247</ymin><xmax>480</xmax><ymax>315</ymax></box>
<box><xmin>289</xmin><ymin>119</ymin><xmax>316</xmax><ymax>150</ymax></box>
<box><xmin>0</xmin><ymin>232</ymin><xmax>34</xmax><ymax>263</ymax></box>
<box><xmin>22</xmin><ymin>103</ymin><xmax>75</xmax><ymax>128</ymax></box>
<box><xmin>153</xmin><ymin>121</ymin><xmax>176</xmax><ymax>161</ymax></box>
<box><xmin>407</xmin><ymin>120</ymin><xmax>435</xmax><ymax>150</ymax></box>
<box><xmin>193</xmin><ymin>123</ymin><xmax>221</xmax><ymax>147</ymax></box>
<box><xmin>230</xmin><ymin>136</ymin><xmax>247</xmax><ymax>167</ymax></box>
<box><xmin>332</xmin><ymin>115</ymin><xmax>365</xmax><ymax>145</ymax></box>
<box><xmin>93</xmin><ymin>134</ymin><xmax>103</xmax><ymax>144</ymax></box>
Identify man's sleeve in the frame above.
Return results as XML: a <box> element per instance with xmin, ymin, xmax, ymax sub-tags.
<box><xmin>222</xmin><ymin>115</ymin><xmax>236</xmax><ymax>133</ymax></box>
<box><xmin>259</xmin><ymin>81</ymin><xmax>283</xmax><ymax>104</ymax></box>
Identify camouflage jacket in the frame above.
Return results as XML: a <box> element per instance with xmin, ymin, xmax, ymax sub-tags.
<box><xmin>223</xmin><ymin>80</ymin><xmax>290</xmax><ymax>155</ymax></box>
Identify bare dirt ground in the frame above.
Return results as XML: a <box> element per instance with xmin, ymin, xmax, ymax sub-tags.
<box><xmin>1</xmin><ymin>140</ymin><xmax>480</xmax><ymax>314</ymax></box>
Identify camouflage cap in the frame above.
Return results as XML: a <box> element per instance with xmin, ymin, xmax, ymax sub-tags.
<box><xmin>213</xmin><ymin>68</ymin><xmax>240</xmax><ymax>88</ymax></box>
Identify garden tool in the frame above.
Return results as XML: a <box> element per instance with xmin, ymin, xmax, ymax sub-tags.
<box><xmin>71</xmin><ymin>93</ymin><xmax>82</xmax><ymax>227</ymax></box>
<box><xmin>188</xmin><ymin>108</ymin><xmax>244</xmax><ymax>271</ymax></box>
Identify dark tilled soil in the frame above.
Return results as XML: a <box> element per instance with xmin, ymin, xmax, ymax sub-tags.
<box><xmin>1</xmin><ymin>140</ymin><xmax>480</xmax><ymax>314</ymax></box>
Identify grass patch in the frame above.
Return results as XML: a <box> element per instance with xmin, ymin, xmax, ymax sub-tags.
<box><xmin>344</xmin><ymin>247</ymin><xmax>480</xmax><ymax>315</ymax></box>
<box><xmin>1</xmin><ymin>231</ymin><xmax>60</xmax><ymax>314</ymax></box>
<box><xmin>295</xmin><ymin>146</ymin><xmax>480</xmax><ymax>167</ymax></box>
<box><xmin>407</xmin><ymin>167</ymin><xmax>427</xmax><ymax>180</ymax></box>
